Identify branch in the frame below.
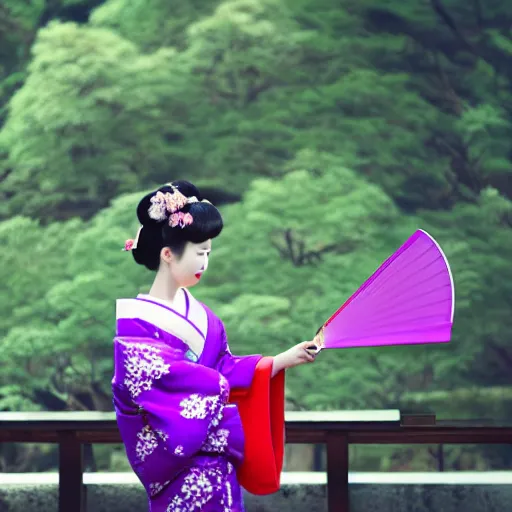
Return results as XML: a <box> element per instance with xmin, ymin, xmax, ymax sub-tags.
<box><xmin>368</xmin><ymin>354</ymin><xmax>385</xmax><ymax>376</ymax></box>
<box><xmin>431</xmin><ymin>52</ymin><xmax>465</xmax><ymax>115</ymax></box>
<box><xmin>67</xmin><ymin>394</ymin><xmax>91</xmax><ymax>411</ymax></box>
<box><xmin>472</xmin><ymin>0</ymin><xmax>484</xmax><ymax>28</ymax></box>
<box><xmin>32</xmin><ymin>387</ymin><xmax>68</xmax><ymax>411</ymax></box>
<box><xmin>434</xmin><ymin>136</ymin><xmax>465</xmax><ymax>158</ymax></box>
<box><xmin>428</xmin><ymin>445</ymin><xmax>445</xmax><ymax>471</ymax></box>
<box><xmin>0</xmin><ymin>166</ymin><xmax>12</xmax><ymax>185</ymax></box>
<box><xmin>429</xmin><ymin>0</ymin><xmax>478</xmax><ymax>55</ymax></box>
<box><xmin>469</xmin><ymin>149</ymin><xmax>487</xmax><ymax>171</ymax></box>
<box><xmin>271</xmin><ymin>229</ymin><xmax>343</xmax><ymax>267</ymax></box>
<box><xmin>245</xmin><ymin>79</ymin><xmax>273</xmax><ymax>104</ymax></box>
<box><xmin>89</xmin><ymin>381</ymin><xmax>113</xmax><ymax>411</ymax></box>
<box><xmin>489</xmin><ymin>342</ymin><xmax>512</xmax><ymax>370</ymax></box>
<box><xmin>270</xmin><ymin>229</ymin><xmax>295</xmax><ymax>262</ymax></box>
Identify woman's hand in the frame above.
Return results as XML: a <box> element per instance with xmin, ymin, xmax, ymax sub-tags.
<box><xmin>272</xmin><ymin>341</ymin><xmax>319</xmax><ymax>377</ymax></box>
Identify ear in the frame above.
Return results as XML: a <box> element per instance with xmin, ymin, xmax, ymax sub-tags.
<box><xmin>160</xmin><ymin>246</ymin><xmax>174</xmax><ymax>264</ymax></box>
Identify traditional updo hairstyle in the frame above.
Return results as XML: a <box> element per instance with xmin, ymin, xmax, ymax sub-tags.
<box><xmin>132</xmin><ymin>181</ymin><xmax>223</xmax><ymax>271</ymax></box>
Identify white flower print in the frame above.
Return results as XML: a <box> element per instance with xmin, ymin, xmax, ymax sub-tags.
<box><xmin>180</xmin><ymin>394</ymin><xmax>219</xmax><ymax>420</ymax></box>
<box><xmin>211</xmin><ymin>400</ymin><xmax>226</xmax><ymax>428</ymax></box>
<box><xmin>155</xmin><ymin>429</ymin><xmax>169</xmax><ymax>442</ymax></box>
<box><xmin>136</xmin><ymin>427</ymin><xmax>158</xmax><ymax>462</ymax></box>
<box><xmin>166</xmin><ymin>466</ymin><xmax>237</xmax><ymax>512</ymax></box>
<box><xmin>202</xmin><ymin>428</ymin><xmax>230</xmax><ymax>454</ymax></box>
<box><xmin>166</xmin><ymin>469</ymin><xmax>214</xmax><ymax>511</ymax></box>
<box><xmin>219</xmin><ymin>374</ymin><xmax>229</xmax><ymax>401</ymax></box>
<box><xmin>222</xmin><ymin>481</ymin><xmax>233</xmax><ymax>510</ymax></box>
<box><xmin>174</xmin><ymin>445</ymin><xmax>184</xmax><ymax>456</ymax></box>
<box><xmin>167</xmin><ymin>495</ymin><xmax>185</xmax><ymax>511</ymax></box>
<box><xmin>120</xmin><ymin>342</ymin><xmax>171</xmax><ymax>399</ymax></box>
<box><xmin>182</xmin><ymin>471</ymin><xmax>214</xmax><ymax>501</ymax></box>
<box><xmin>149</xmin><ymin>480</ymin><xmax>171</xmax><ymax>497</ymax></box>
<box><xmin>135</xmin><ymin>426</ymin><xmax>169</xmax><ymax>462</ymax></box>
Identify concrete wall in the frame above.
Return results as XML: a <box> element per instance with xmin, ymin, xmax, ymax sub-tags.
<box><xmin>0</xmin><ymin>472</ymin><xmax>511</xmax><ymax>512</ymax></box>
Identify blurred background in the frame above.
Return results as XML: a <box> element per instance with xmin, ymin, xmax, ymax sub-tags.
<box><xmin>0</xmin><ymin>0</ymin><xmax>511</xmax><ymax>476</ymax></box>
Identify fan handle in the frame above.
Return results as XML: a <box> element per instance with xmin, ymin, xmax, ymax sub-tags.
<box><xmin>305</xmin><ymin>325</ymin><xmax>325</xmax><ymax>354</ymax></box>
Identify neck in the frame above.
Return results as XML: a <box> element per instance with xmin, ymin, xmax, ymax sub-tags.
<box><xmin>148</xmin><ymin>268</ymin><xmax>181</xmax><ymax>304</ymax></box>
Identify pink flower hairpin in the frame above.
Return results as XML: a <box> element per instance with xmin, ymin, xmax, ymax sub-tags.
<box><xmin>169</xmin><ymin>212</ymin><xmax>194</xmax><ymax>228</ymax></box>
<box><xmin>122</xmin><ymin>226</ymin><xmax>142</xmax><ymax>251</ymax></box>
<box><xmin>165</xmin><ymin>190</ymin><xmax>189</xmax><ymax>214</ymax></box>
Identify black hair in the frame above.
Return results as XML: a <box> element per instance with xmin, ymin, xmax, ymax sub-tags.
<box><xmin>132</xmin><ymin>180</ymin><xmax>223</xmax><ymax>271</ymax></box>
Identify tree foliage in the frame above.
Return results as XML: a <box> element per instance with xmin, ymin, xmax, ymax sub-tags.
<box><xmin>0</xmin><ymin>0</ymin><xmax>511</xmax><ymax>471</ymax></box>
<box><xmin>0</xmin><ymin>21</ymin><xmax>202</xmax><ymax>220</ymax></box>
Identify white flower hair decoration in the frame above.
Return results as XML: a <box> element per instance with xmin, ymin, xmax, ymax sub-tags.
<box><xmin>123</xmin><ymin>185</ymin><xmax>211</xmax><ymax>251</ymax></box>
<box><xmin>148</xmin><ymin>185</ymin><xmax>206</xmax><ymax>228</ymax></box>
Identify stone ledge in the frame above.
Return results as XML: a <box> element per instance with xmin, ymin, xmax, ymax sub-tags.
<box><xmin>2</xmin><ymin>471</ymin><xmax>512</xmax><ymax>485</ymax></box>
<box><xmin>0</xmin><ymin>472</ymin><xmax>511</xmax><ymax>512</ymax></box>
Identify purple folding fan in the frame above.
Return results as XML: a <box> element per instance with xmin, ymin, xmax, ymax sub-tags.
<box><xmin>313</xmin><ymin>230</ymin><xmax>454</xmax><ymax>351</ymax></box>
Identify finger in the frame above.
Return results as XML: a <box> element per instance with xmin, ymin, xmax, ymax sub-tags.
<box><xmin>305</xmin><ymin>347</ymin><xmax>319</xmax><ymax>357</ymax></box>
<box><xmin>304</xmin><ymin>351</ymin><xmax>316</xmax><ymax>363</ymax></box>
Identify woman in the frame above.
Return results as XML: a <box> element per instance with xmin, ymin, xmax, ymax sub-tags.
<box><xmin>112</xmin><ymin>181</ymin><xmax>318</xmax><ymax>511</ymax></box>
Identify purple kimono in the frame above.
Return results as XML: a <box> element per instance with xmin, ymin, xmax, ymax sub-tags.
<box><xmin>112</xmin><ymin>293</ymin><xmax>262</xmax><ymax>511</ymax></box>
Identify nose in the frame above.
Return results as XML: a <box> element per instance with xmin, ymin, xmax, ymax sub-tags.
<box><xmin>202</xmin><ymin>253</ymin><xmax>209</xmax><ymax>272</ymax></box>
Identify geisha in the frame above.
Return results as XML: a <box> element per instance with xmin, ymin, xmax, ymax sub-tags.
<box><xmin>112</xmin><ymin>181</ymin><xmax>318</xmax><ymax>511</ymax></box>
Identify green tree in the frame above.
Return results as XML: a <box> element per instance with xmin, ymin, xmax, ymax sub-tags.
<box><xmin>0</xmin><ymin>215</ymin><xmax>82</xmax><ymax>410</ymax></box>
<box><xmin>3</xmin><ymin>151</ymin><xmax>510</xmax><ymax>417</ymax></box>
<box><xmin>0</xmin><ymin>153</ymin><xmax>429</xmax><ymax>412</ymax></box>
<box><xmin>0</xmin><ymin>1</ymin><xmax>107</xmax><ymax>122</ymax></box>
<box><xmin>358</xmin><ymin>0</ymin><xmax>512</xmax><ymax>202</ymax></box>
<box><xmin>176</xmin><ymin>0</ymin><xmax>484</xmax><ymax>210</ymax></box>
<box><xmin>0</xmin><ymin>21</ymin><xmax>201</xmax><ymax>221</ymax></box>
<box><xmin>0</xmin><ymin>192</ymin><xmax>150</xmax><ymax>412</ymax></box>
<box><xmin>175</xmin><ymin>0</ymin><xmax>320</xmax><ymax>192</ymax></box>
<box><xmin>90</xmin><ymin>0</ymin><xmax>214</xmax><ymax>50</ymax></box>
<box><xmin>198</xmin><ymin>150</ymin><xmax>441</xmax><ymax>410</ymax></box>
<box><xmin>0</xmin><ymin>0</ymin><xmax>511</xmax><ymax>473</ymax></box>
<box><xmin>419</xmin><ymin>188</ymin><xmax>512</xmax><ymax>392</ymax></box>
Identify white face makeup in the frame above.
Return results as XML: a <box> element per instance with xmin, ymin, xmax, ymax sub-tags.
<box><xmin>170</xmin><ymin>240</ymin><xmax>212</xmax><ymax>288</ymax></box>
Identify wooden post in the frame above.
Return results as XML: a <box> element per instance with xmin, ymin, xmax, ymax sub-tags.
<box><xmin>326</xmin><ymin>432</ymin><xmax>349</xmax><ymax>512</ymax></box>
<box><xmin>58</xmin><ymin>431</ymin><xmax>85</xmax><ymax>512</ymax></box>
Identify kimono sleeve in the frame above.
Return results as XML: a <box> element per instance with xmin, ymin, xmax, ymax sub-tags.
<box><xmin>216</xmin><ymin>325</ymin><xmax>286</xmax><ymax>496</ymax></box>
<box><xmin>113</xmin><ymin>338</ymin><xmax>235</xmax><ymax>488</ymax></box>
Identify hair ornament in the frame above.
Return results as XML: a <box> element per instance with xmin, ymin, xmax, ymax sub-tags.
<box><xmin>169</xmin><ymin>211</ymin><xmax>194</xmax><ymax>229</ymax></box>
<box><xmin>147</xmin><ymin>186</ymin><xmax>202</xmax><ymax>224</ymax></box>
<box><xmin>122</xmin><ymin>226</ymin><xmax>142</xmax><ymax>251</ymax></box>
<box><xmin>146</xmin><ymin>185</ymin><xmax>209</xmax><ymax>229</ymax></box>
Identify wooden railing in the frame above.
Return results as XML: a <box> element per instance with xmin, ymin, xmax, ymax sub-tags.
<box><xmin>1</xmin><ymin>410</ymin><xmax>512</xmax><ymax>512</ymax></box>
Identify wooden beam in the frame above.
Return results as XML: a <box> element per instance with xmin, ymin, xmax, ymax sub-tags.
<box><xmin>58</xmin><ymin>431</ymin><xmax>85</xmax><ymax>512</ymax></box>
<box><xmin>326</xmin><ymin>432</ymin><xmax>350</xmax><ymax>512</ymax></box>
<box><xmin>2</xmin><ymin>411</ymin><xmax>512</xmax><ymax>512</ymax></box>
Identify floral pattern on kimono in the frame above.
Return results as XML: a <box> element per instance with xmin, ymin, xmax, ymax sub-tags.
<box><xmin>113</xmin><ymin>296</ymin><xmax>262</xmax><ymax>511</ymax></box>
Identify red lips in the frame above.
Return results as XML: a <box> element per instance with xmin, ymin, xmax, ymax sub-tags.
<box><xmin>195</xmin><ymin>273</ymin><xmax>202</xmax><ymax>280</ymax></box>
